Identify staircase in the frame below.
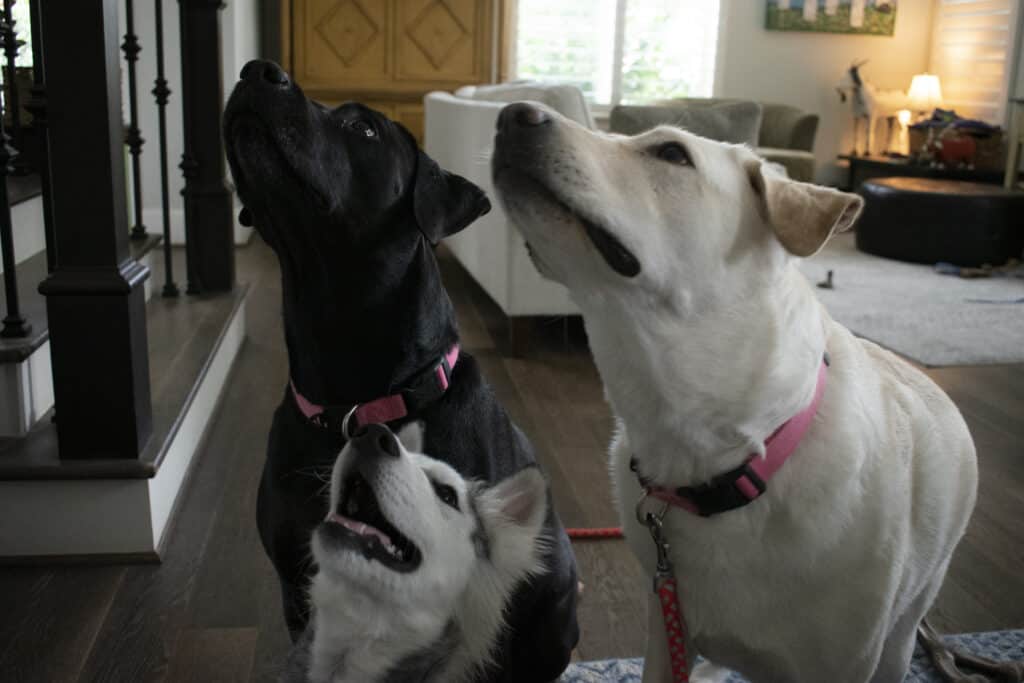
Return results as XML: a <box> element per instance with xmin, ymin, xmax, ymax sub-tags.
<box><xmin>0</xmin><ymin>0</ymin><xmax>249</xmax><ymax>562</ymax></box>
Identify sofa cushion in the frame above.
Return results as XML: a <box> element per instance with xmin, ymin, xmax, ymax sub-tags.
<box><xmin>456</xmin><ymin>82</ymin><xmax>595</xmax><ymax>129</ymax></box>
<box><xmin>609</xmin><ymin>101</ymin><xmax>763</xmax><ymax>146</ymax></box>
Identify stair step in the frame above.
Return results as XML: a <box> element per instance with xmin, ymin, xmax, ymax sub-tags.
<box><xmin>7</xmin><ymin>174</ymin><xmax>42</xmax><ymax>207</ymax></box>
<box><xmin>0</xmin><ymin>283</ymin><xmax>249</xmax><ymax>560</ymax></box>
<box><xmin>0</xmin><ymin>248</ymin><xmax>48</xmax><ymax>363</ymax></box>
<box><xmin>0</xmin><ymin>284</ymin><xmax>248</xmax><ymax>479</ymax></box>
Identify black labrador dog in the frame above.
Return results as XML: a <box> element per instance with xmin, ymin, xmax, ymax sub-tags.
<box><xmin>224</xmin><ymin>60</ymin><xmax>580</xmax><ymax>681</ymax></box>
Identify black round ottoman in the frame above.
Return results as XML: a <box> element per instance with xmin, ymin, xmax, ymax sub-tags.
<box><xmin>856</xmin><ymin>177</ymin><xmax>1024</xmax><ymax>267</ymax></box>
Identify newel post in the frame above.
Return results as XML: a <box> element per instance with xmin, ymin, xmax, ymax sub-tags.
<box><xmin>37</xmin><ymin>0</ymin><xmax>153</xmax><ymax>459</ymax></box>
<box><xmin>179</xmin><ymin>0</ymin><xmax>234</xmax><ymax>293</ymax></box>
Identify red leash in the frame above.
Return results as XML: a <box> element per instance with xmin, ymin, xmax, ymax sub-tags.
<box><xmin>640</xmin><ymin>496</ymin><xmax>690</xmax><ymax>682</ymax></box>
<box><xmin>566</xmin><ymin>519</ymin><xmax>686</xmax><ymax>681</ymax></box>
<box><xmin>566</xmin><ymin>527</ymin><xmax>623</xmax><ymax>539</ymax></box>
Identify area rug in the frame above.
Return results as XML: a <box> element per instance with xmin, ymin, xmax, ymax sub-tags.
<box><xmin>561</xmin><ymin>629</ymin><xmax>1024</xmax><ymax>681</ymax></box>
<box><xmin>796</xmin><ymin>233</ymin><xmax>1024</xmax><ymax>366</ymax></box>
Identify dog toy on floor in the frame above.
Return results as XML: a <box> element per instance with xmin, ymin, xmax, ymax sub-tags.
<box><xmin>917</xmin><ymin>620</ymin><xmax>1024</xmax><ymax>682</ymax></box>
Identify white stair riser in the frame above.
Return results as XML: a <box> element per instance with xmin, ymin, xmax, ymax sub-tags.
<box><xmin>0</xmin><ymin>340</ymin><xmax>54</xmax><ymax>438</ymax></box>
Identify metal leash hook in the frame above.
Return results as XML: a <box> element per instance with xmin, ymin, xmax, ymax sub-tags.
<box><xmin>636</xmin><ymin>490</ymin><xmax>690</xmax><ymax>683</ymax></box>
<box><xmin>636</xmin><ymin>490</ymin><xmax>672</xmax><ymax>583</ymax></box>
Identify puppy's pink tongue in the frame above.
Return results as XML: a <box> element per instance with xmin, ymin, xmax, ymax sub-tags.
<box><xmin>327</xmin><ymin>512</ymin><xmax>392</xmax><ymax>545</ymax></box>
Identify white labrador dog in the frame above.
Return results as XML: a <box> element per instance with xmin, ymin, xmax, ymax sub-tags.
<box><xmin>491</xmin><ymin>102</ymin><xmax>978</xmax><ymax>683</ymax></box>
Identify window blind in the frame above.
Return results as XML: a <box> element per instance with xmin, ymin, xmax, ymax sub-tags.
<box><xmin>929</xmin><ymin>0</ymin><xmax>1021</xmax><ymax>124</ymax></box>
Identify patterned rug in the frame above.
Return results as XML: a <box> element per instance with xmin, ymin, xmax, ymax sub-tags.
<box><xmin>561</xmin><ymin>629</ymin><xmax>1024</xmax><ymax>681</ymax></box>
<box><xmin>796</xmin><ymin>232</ymin><xmax>1024</xmax><ymax>366</ymax></box>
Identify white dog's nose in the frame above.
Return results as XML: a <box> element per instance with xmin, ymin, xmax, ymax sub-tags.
<box><xmin>497</xmin><ymin>102</ymin><xmax>550</xmax><ymax>132</ymax></box>
<box><xmin>351</xmin><ymin>423</ymin><xmax>401</xmax><ymax>459</ymax></box>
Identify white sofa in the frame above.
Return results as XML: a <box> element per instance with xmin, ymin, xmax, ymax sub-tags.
<box><xmin>424</xmin><ymin>84</ymin><xmax>594</xmax><ymax>318</ymax></box>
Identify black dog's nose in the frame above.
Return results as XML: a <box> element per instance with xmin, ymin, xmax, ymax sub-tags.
<box><xmin>497</xmin><ymin>102</ymin><xmax>550</xmax><ymax>132</ymax></box>
<box><xmin>240</xmin><ymin>59</ymin><xmax>289</xmax><ymax>87</ymax></box>
<box><xmin>351</xmin><ymin>423</ymin><xmax>401</xmax><ymax>459</ymax></box>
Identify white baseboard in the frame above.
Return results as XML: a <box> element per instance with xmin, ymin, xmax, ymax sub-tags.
<box><xmin>0</xmin><ymin>479</ymin><xmax>156</xmax><ymax>556</ymax></box>
<box><xmin>0</xmin><ymin>288</ymin><xmax>248</xmax><ymax>559</ymax></box>
<box><xmin>149</xmin><ymin>297</ymin><xmax>246</xmax><ymax>548</ymax></box>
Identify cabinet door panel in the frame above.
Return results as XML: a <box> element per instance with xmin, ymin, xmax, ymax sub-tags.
<box><xmin>295</xmin><ymin>0</ymin><xmax>391</xmax><ymax>90</ymax></box>
<box><xmin>395</xmin><ymin>0</ymin><xmax>491</xmax><ymax>83</ymax></box>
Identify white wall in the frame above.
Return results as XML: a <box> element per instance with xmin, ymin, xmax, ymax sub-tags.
<box><xmin>714</xmin><ymin>0</ymin><xmax>936</xmax><ymax>185</ymax></box>
<box><xmin>126</xmin><ymin>0</ymin><xmax>259</xmax><ymax>246</ymax></box>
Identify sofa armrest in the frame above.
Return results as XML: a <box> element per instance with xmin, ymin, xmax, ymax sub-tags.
<box><xmin>759</xmin><ymin>104</ymin><xmax>819</xmax><ymax>152</ymax></box>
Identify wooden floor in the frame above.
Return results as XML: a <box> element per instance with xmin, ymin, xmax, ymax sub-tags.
<box><xmin>0</xmin><ymin>237</ymin><xmax>1021</xmax><ymax>682</ymax></box>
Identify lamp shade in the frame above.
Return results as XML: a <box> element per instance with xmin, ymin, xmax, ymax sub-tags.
<box><xmin>908</xmin><ymin>73</ymin><xmax>943</xmax><ymax>112</ymax></box>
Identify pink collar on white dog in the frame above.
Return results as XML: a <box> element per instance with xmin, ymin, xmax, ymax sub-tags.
<box><xmin>641</xmin><ymin>354</ymin><xmax>829</xmax><ymax>517</ymax></box>
<box><xmin>291</xmin><ymin>345</ymin><xmax>460</xmax><ymax>438</ymax></box>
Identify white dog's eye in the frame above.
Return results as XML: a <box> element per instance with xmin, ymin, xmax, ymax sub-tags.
<box><xmin>653</xmin><ymin>142</ymin><xmax>691</xmax><ymax>166</ymax></box>
<box><xmin>349</xmin><ymin>119</ymin><xmax>377</xmax><ymax>139</ymax></box>
<box><xmin>431</xmin><ymin>480</ymin><xmax>460</xmax><ymax>511</ymax></box>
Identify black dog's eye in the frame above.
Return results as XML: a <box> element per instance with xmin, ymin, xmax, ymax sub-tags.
<box><xmin>350</xmin><ymin>119</ymin><xmax>377</xmax><ymax>139</ymax></box>
<box><xmin>654</xmin><ymin>142</ymin><xmax>691</xmax><ymax>166</ymax></box>
<box><xmin>431</xmin><ymin>480</ymin><xmax>459</xmax><ymax>511</ymax></box>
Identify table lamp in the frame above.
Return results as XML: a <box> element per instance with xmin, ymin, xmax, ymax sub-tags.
<box><xmin>908</xmin><ymin>73</ymin><xmax>943</xmax><ymax>117</ymax></box>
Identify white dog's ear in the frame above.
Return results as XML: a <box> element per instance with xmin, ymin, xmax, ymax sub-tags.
<box><xmin>486</xmin><ymin>467</ymin><xmax>547</xmax><ymax>530</ymax></box>
<box><xmin>746</xmin><ymin>160</ymin><xmax>863</xmax><ymax>257</ymax></box>
<box><xmin>395</xmin><ymin>421</ymin><xmax>424</xmax><ymax>454</ymax></box>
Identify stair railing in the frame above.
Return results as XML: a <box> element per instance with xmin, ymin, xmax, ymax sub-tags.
<box><xmin>0</xmin><ymin>1</ymin><xmax>28</xmax><ymax>339</ymax></box>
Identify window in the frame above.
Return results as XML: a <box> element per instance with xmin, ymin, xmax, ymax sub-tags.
<box><xmin>929</xmin><ymin>0</ymin><xmax>1020</xmax><ymax>124</ymax></box>
<box><xmin>514</xmin><ymin>0</ymin><xmax>721</xmax><ymax>108</ymax></box>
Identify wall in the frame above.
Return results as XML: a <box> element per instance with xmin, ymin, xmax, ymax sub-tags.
<box><xmin>714</xmin><ymin>0</ymin><xmax>936</xmax><ymax>185</ymax></box>
<box><xmin>126</xmin><ymin>0</ymin><xmax>260</xmax><ymax>246</ymax></box>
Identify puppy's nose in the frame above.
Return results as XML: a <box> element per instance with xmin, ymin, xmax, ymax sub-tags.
<box><xmin>351</xmin><ymin>423</ymin><xmax>401</xmax><ymax>459</ymax></box>
<box><xmin>240</xmin><ymin>59</ymin><xmax>289</xmax><ymax>87</ymax></box>
<box><xmin>497</xmin><ymin>102</ymin><xmax>550</xmax><ymax>132</ymax></box>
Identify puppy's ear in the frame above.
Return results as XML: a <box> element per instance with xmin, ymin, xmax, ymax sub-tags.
<box><xmin>480</xmin><ymin>467</ymin><xmax>547</xmax><ymax>534</ymax></box>
<box><xmin>746</xmin><ymin>160</ymin><xmax>863</xmax><ymax>257</ymax></box>
<box><xmin>413</xmin><ymin>150</ymin><xmax>492</xmax><ymax>245</ymax></box>
<box><xmin>395</xmin><ymin>421</ymin><xmax>424</xmax><ymax>454</ymax></box>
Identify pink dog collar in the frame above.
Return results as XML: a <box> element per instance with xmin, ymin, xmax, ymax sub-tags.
<box><xmin>291</xmin><ymin>345</ymin><xmax>460</xmax><ymax>438</ymax></box>
<box><xmin>639</xmin><ymin>354</ymin><xmax>829</xmax><ymax>517</ymax></box>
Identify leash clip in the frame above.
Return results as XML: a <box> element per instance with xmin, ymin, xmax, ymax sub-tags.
<box><xmin>636</xmin><ymin>490</ymin><xmax>673</xmax><ymax>580</ymax></box>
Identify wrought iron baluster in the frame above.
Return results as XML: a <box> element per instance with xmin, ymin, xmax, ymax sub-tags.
<box><xmin>153</xmin><ymin>0</ymin><xmax>177</xmax><ymax>296</ymax></box>
<box><xmin>1</xmin><ymin>0</ymin><xmax>24</xmax><ymax>176</ymax></box>
<box><xmin>25</xmin><ymin>0</ymin><xmax>55</xmax><ymax>272</ymax></box>
<box><xmin>0</xmin><ymin>13</ymin><xmax>29</xmax><ymax>338</ymax></box>
<box><xmin>122</xmin><ymin>0</ymin><xmax>147</xmax><ymax>239</ymax></box>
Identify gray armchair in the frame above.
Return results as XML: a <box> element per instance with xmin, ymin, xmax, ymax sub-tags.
<box><xmin>609</xmin><ymin>98</ymin><xmax>820</xmax><ymax>182</ymax></box>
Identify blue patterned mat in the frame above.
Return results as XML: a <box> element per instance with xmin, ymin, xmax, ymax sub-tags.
<box><xmin>562</xmin><ymin>630</ymin><xmax>1024</xmax><ymax>681</ymax></box>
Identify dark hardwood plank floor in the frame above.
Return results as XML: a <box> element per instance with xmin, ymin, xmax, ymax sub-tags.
<box><xmin>0</xmin><ymin>237</ymin><xmax>1020</xmax><ymax>682</ymax></box>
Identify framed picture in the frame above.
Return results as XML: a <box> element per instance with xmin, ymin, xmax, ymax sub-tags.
<box><xmin>766</xmin><ymin>1</ymin><xmax>897</xmax><ymax>36</ymax></box>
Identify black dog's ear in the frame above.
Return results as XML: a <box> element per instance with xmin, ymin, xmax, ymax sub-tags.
<box><xmin>413</xmin><ymin>150</ymin><xmax>491</xmax><ymax>245</ymax></box>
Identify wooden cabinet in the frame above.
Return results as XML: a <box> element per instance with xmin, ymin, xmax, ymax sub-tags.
<box><xmin>285</xmin><ymin>0</ymin><xmax>497</xmax><ymax>143</ymax></box>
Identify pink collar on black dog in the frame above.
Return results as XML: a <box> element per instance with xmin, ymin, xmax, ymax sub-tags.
<box><xmin>291</xmin><ymin>344</ymin><xmax>460</xmax><ymax>438</ymax></box>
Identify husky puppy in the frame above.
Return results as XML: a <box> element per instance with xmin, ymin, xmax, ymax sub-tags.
<box><xmin>283</xmin><ymin>422</ymin><xmax>549</xmax><ymax>683</ymax></box>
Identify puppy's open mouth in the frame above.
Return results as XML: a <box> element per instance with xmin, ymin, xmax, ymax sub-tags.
<box><xmin>499</xmin><ymin>168</ymin><xmax>641</xmax><ymax>278</ymax></box>
<box><xmin>319</xmin><ymin>470</ymin><xmax>422</xmax><ymax>573</ymax></box>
